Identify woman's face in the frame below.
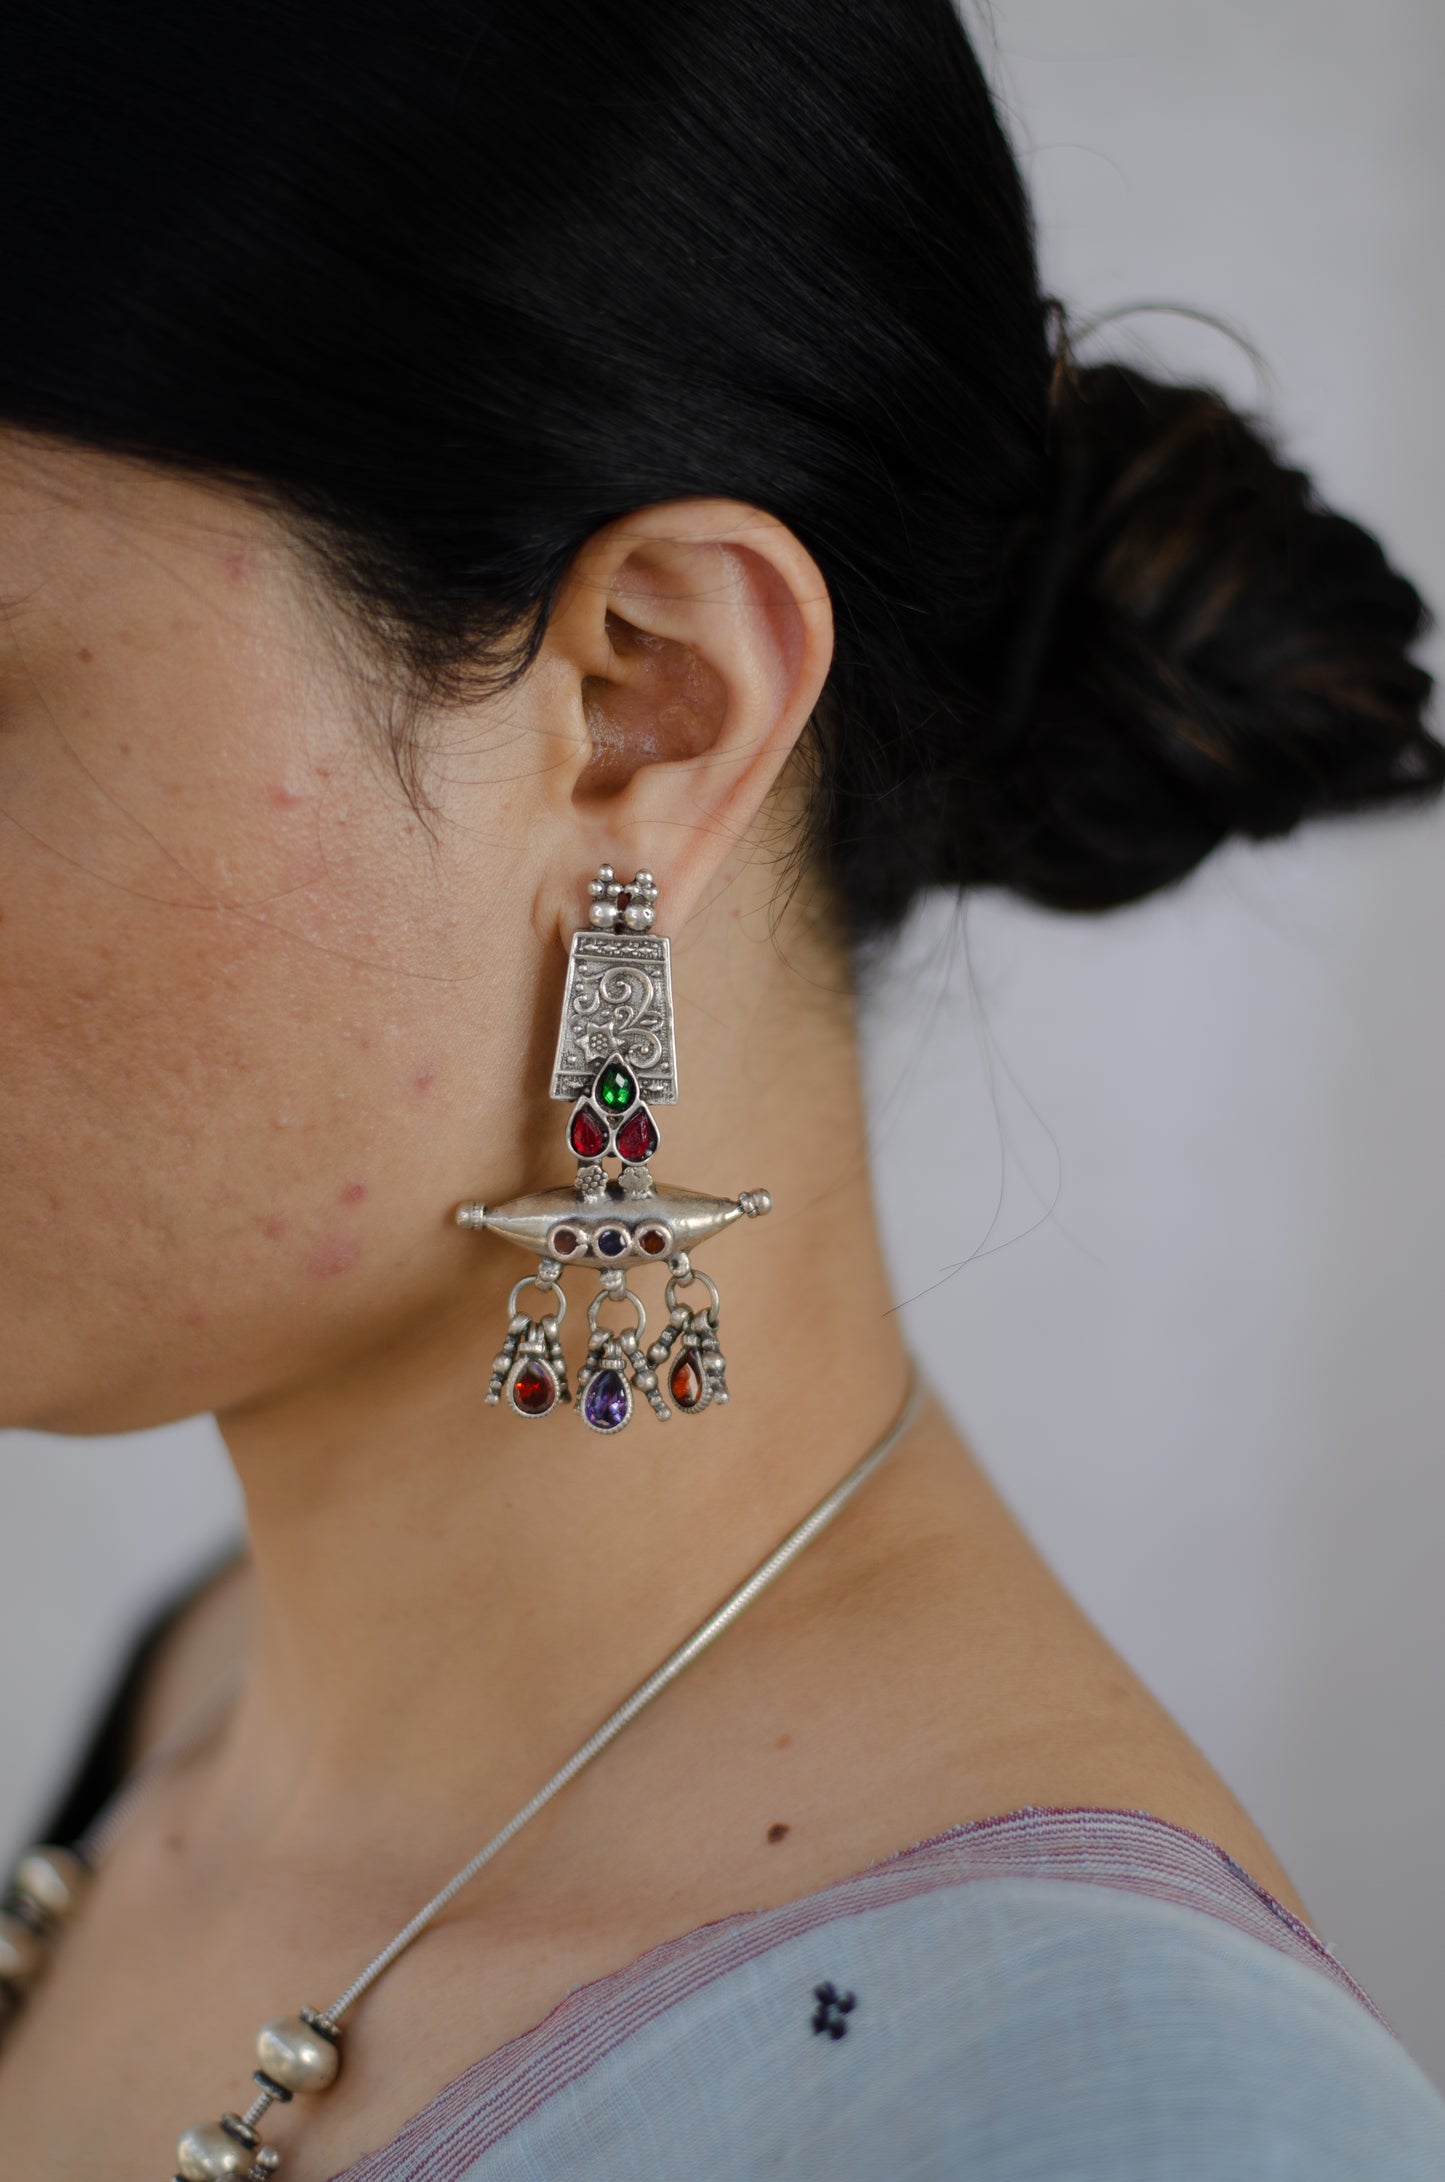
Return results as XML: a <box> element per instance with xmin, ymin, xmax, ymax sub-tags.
<box><xmin>0</xmin><ymin>434</ymin><xmax>549</xmax><ymax>1433</ymax></box>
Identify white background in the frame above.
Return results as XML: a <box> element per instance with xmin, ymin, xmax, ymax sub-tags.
<box><xmin>3</xmin><ymin>0</ymin><xmax>1443</xmax><ymax>2089</ymax></box>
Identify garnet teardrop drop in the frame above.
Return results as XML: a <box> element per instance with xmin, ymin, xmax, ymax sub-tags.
<box><xmin>510</xmin><ymin>1359</ymin><xmax>558</xmax><ymax>1418</ymax></box>
<box><xmin>569</xmin><ymin>1103</ymin><xmax>609</xmax><ymax>1159</ymax></box>
<box><xmin>615</xmin><ymin>1107</ymin><xmax>658</xmax><ymax>1164</ymax></box>
<box><xmin>669</xmin><ymin>1351</ymin><xmax>706</xmax><ymax>1411</ymax></box>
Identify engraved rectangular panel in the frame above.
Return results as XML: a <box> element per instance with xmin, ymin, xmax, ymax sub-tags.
<box><xmin>550</xmin><ymin>932</ymin><xmax>678</xmax><ymax>1103</ymax></box>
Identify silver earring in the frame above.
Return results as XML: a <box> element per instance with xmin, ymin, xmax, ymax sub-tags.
<box><xmin>456</xmin><ymin>864</ymin><xmax>771</xmax><ymax>1434</ymax></box>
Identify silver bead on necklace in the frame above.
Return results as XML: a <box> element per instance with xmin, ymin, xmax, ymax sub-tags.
<box><xmin>0</xmin><ymin>1374</ymin><xmax>921</xmax><ymax>2180</ymax></box>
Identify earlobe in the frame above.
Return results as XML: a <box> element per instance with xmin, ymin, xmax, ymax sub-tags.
<box><xmin>544</xmin><ymin>500</ymin><xmax>834</xmax><ymax>927</ymax></box>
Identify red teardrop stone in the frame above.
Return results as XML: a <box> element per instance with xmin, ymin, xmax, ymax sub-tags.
<box><xmin>669</xmin><ymin>1351</ymin><xmax>705</xmax><ymax>1411</ymax></box>
<box><xmin>615</xmin><ymin>1107</ymin><xmax>657</xmax><ymax>1164</ymax></box>
<box><xmin>569</xmin><ymin>1104</ymin><xmax>609</xmax><ymax>1159</ymax></box>
<box><xmin>511</xmin><ymin>1361</ymin><xmax>557</xmax><ymax>1417</ymax></box>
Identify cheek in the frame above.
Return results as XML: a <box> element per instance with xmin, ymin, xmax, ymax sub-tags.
<box><xmin>0</xmin><ymin>476</ymin><xmax>551</xmax><ymax>1427</ymax></box>
<box><xmin>0</xmin><ymin>843</ymin><xmax>539</xmax><ymax>1428</ymax></box>
<box><xmin>0</xmin><ymin>871</ymin><xmax>342</xmax><ymax>1260</ymax></box>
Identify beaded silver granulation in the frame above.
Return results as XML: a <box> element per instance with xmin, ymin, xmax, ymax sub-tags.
<box><xmin>457</xmin><ymin>864</ymin><xmax>772</xmax><ymax>1431</ymax></box>
<box><xmin>0</xmin><ymin>1378</ymin><xmax>921</xmax><ymax>2179</ymax></box>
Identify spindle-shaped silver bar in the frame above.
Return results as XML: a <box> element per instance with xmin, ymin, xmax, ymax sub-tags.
<box><xmin>455</xmin><ymin>1182</ymin><xmax>771</xmax><ymax>1266</ymax></box>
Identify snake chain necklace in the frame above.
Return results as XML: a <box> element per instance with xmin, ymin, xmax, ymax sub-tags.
<box><xmin>0</xmin><ymin>1372</ymin><xmax>921</xmax><ymax>2179</ymax></box>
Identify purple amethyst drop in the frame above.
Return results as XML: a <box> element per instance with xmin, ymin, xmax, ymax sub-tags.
<box><xmin>583</xmin><ymin>1367</ymin><xmax>630</xmax><ymax>1432</ymax></box>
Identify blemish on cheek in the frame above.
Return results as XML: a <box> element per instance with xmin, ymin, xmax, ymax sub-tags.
<box><xmin>267</xmin><ymin>781</ymin><xmax>306</xmax><ymax>808</ymax></box>
<box><xmin>262</xmin><ymin>1212</ymin><xmax>289</xmax><ymax>1241</ymax></box>
<box><xmin>414</xmin><ymin>1065</ymin><xmax>438</xmax><ymax>1094</ymax></box>
<box><xmin>774</xmin><ymin>1733</ymin><xmax>793</xmax><ymax>1750</ymax></box>
<box><xmin>77</xmin><ymin>646</ymin><xmax>94</xmax><ymax>664</ymax></box>
<box><xmin>306</xmin><ymin>1234</ymin><xmax>362</xmax><ymax>1280</ymax></box>
<box><xmin>340</xmin><ymin>1180</ymin><xmax>367</xmax><ymax>1205</ymax></box>
<box><xmin>223</xmin><ymin>549</ymin><xmax>253</xmax><ymax>584</ymax></box>
<box><xmin>767</xmin><ymin>1822</ymin><xmax>791</xmax><ymax>1845</ymax></box>
<box><xmin>181</xmin><ymin>1304</ymin><xmax>208</xmax><ymax>1328</ymax></box>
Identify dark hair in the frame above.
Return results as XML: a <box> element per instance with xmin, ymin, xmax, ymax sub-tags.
<box><xmin>5</xmin><ymin>0</ymin><xmax>1438</xmax><ymax>935</ymax></box>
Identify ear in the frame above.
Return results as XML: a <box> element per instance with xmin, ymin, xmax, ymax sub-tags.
<box><xmin>534</xmin><ymin>498</ymin><xmax>833</xmax><ymax>933</ymax></box>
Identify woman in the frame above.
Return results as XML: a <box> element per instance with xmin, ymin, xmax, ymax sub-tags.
<box><xmin>1</xmin><ymin>0</ymin><xmax>1442</xmax><ymax>2175</ymax></box>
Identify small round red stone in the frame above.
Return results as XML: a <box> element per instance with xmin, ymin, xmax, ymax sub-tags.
<box><xmin>669</xmin><ymin>1351</ymin><xmax>706</xmax><ymax>1410</ymax></box>
<box><xmin>637</xmin><ymin>1225</ymin><xmax>671</xmax><ymax>1256</ymax></box>
<box><xmin>510</xmin><ymin>1360</ymin><xmax>557</xmax><ymax>1417</ymax></box>
<box><xmin>550</xmin><ymin>1226</ymin><xmax>582</xmax><ymax>1257</ymax></box>
<box><xmin>569</xmin><ymin>1104</ymin><xmax>609</xmax><ymax>1159</ymax></box>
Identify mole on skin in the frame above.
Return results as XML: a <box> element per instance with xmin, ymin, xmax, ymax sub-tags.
<box><xmin>767</xmin><ymin>1822</ymin><xmax>791</xmax><ymax>1844</ymax></box>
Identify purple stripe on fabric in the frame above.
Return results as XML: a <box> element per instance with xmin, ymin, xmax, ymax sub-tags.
<box><xmin>331</xmin><ymin>1805</ymin><xmax>1382</xmax><ymax>2182</ymax></box>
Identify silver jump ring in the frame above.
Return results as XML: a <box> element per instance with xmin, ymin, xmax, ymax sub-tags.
<box><xmin>586</xmin><ymin>1284</ymin><xmax>647</xmax><ymax>1339</ymax></box>
<box><xmin>508</xmin><ymin>1275</ymin><xmax>566</xmax><ymax>1322</ymax></box>
<box><xmin>664</xmin><ymin>1268</ymin><xmax>720</xmax><ymax>1319</ymax></box>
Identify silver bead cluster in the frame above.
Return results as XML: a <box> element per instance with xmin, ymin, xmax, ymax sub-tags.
<box><xmin>573</xmin><ymin>1159</ymin><xmax>608</xmax><ymax>1202</ymax></box>
<box><xmin>487</xmin><ymin>1310</ymin><xmax>569</xmax><ymax>1413</ymax></box>
<box><xmin>587</xmin><ymin>864</ymin><xmax>658</xmax><ymax>933</ymax></box>
<box><xmin>629</xmin><ymin>1332</ymin><xmax>671</xmax><ymax>1422</ymax></box>
<box><xmin>640</xmin><ymin>1260</ymin><xmax>729</xmax><ymax>1414</ymax></box>
<box><xmin>646</xmin><ymin>1295</ymin><xmax>729</xmax><ymax>1415</ymax></box>
<box><xmin>574</xmin><ymin>1275</ymin><xmax>668</xmax><ymax>1428</ymax></box>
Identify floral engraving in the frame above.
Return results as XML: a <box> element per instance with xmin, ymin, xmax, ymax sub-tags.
<box><xmin>551</xmin><ymin>934</ymin><xmax>678</xmax><ymax>1103</ymax></box>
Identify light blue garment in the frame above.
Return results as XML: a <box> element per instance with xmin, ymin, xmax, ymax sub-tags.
<box><xmin>339</xmin><ymin>1815</ymin><xmax>1445</xmax><ymax>2181</ymax></box>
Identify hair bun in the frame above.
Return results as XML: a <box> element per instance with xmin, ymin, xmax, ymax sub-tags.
<box><xmin>980</xmin><ymin>362</ymin><xmax>1441</xmax><ymax>910</ymax></box>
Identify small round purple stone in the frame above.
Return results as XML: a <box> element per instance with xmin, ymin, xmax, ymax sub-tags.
<box><xmin>583</xmin><ymin>1367</ymin><xmax>630</xmax><ymax>1431</ymax></box>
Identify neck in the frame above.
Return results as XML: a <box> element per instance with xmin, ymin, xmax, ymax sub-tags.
<box><xmin>208</xmin><ymin>893</ymin><xmax>913</xmax><ymax>1855</ymax></box>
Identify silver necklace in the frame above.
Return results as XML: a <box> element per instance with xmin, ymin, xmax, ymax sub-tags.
<box><xmin>0</xmin><ymin>1373</ymin><xmax>921</xmax><ymax>2181</ymax></box>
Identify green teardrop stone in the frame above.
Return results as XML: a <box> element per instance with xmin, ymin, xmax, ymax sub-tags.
<box><xmin>597</xmin><ymin>1061</ymin><xmax>635</xmax><ymax>1111</ymax></box>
